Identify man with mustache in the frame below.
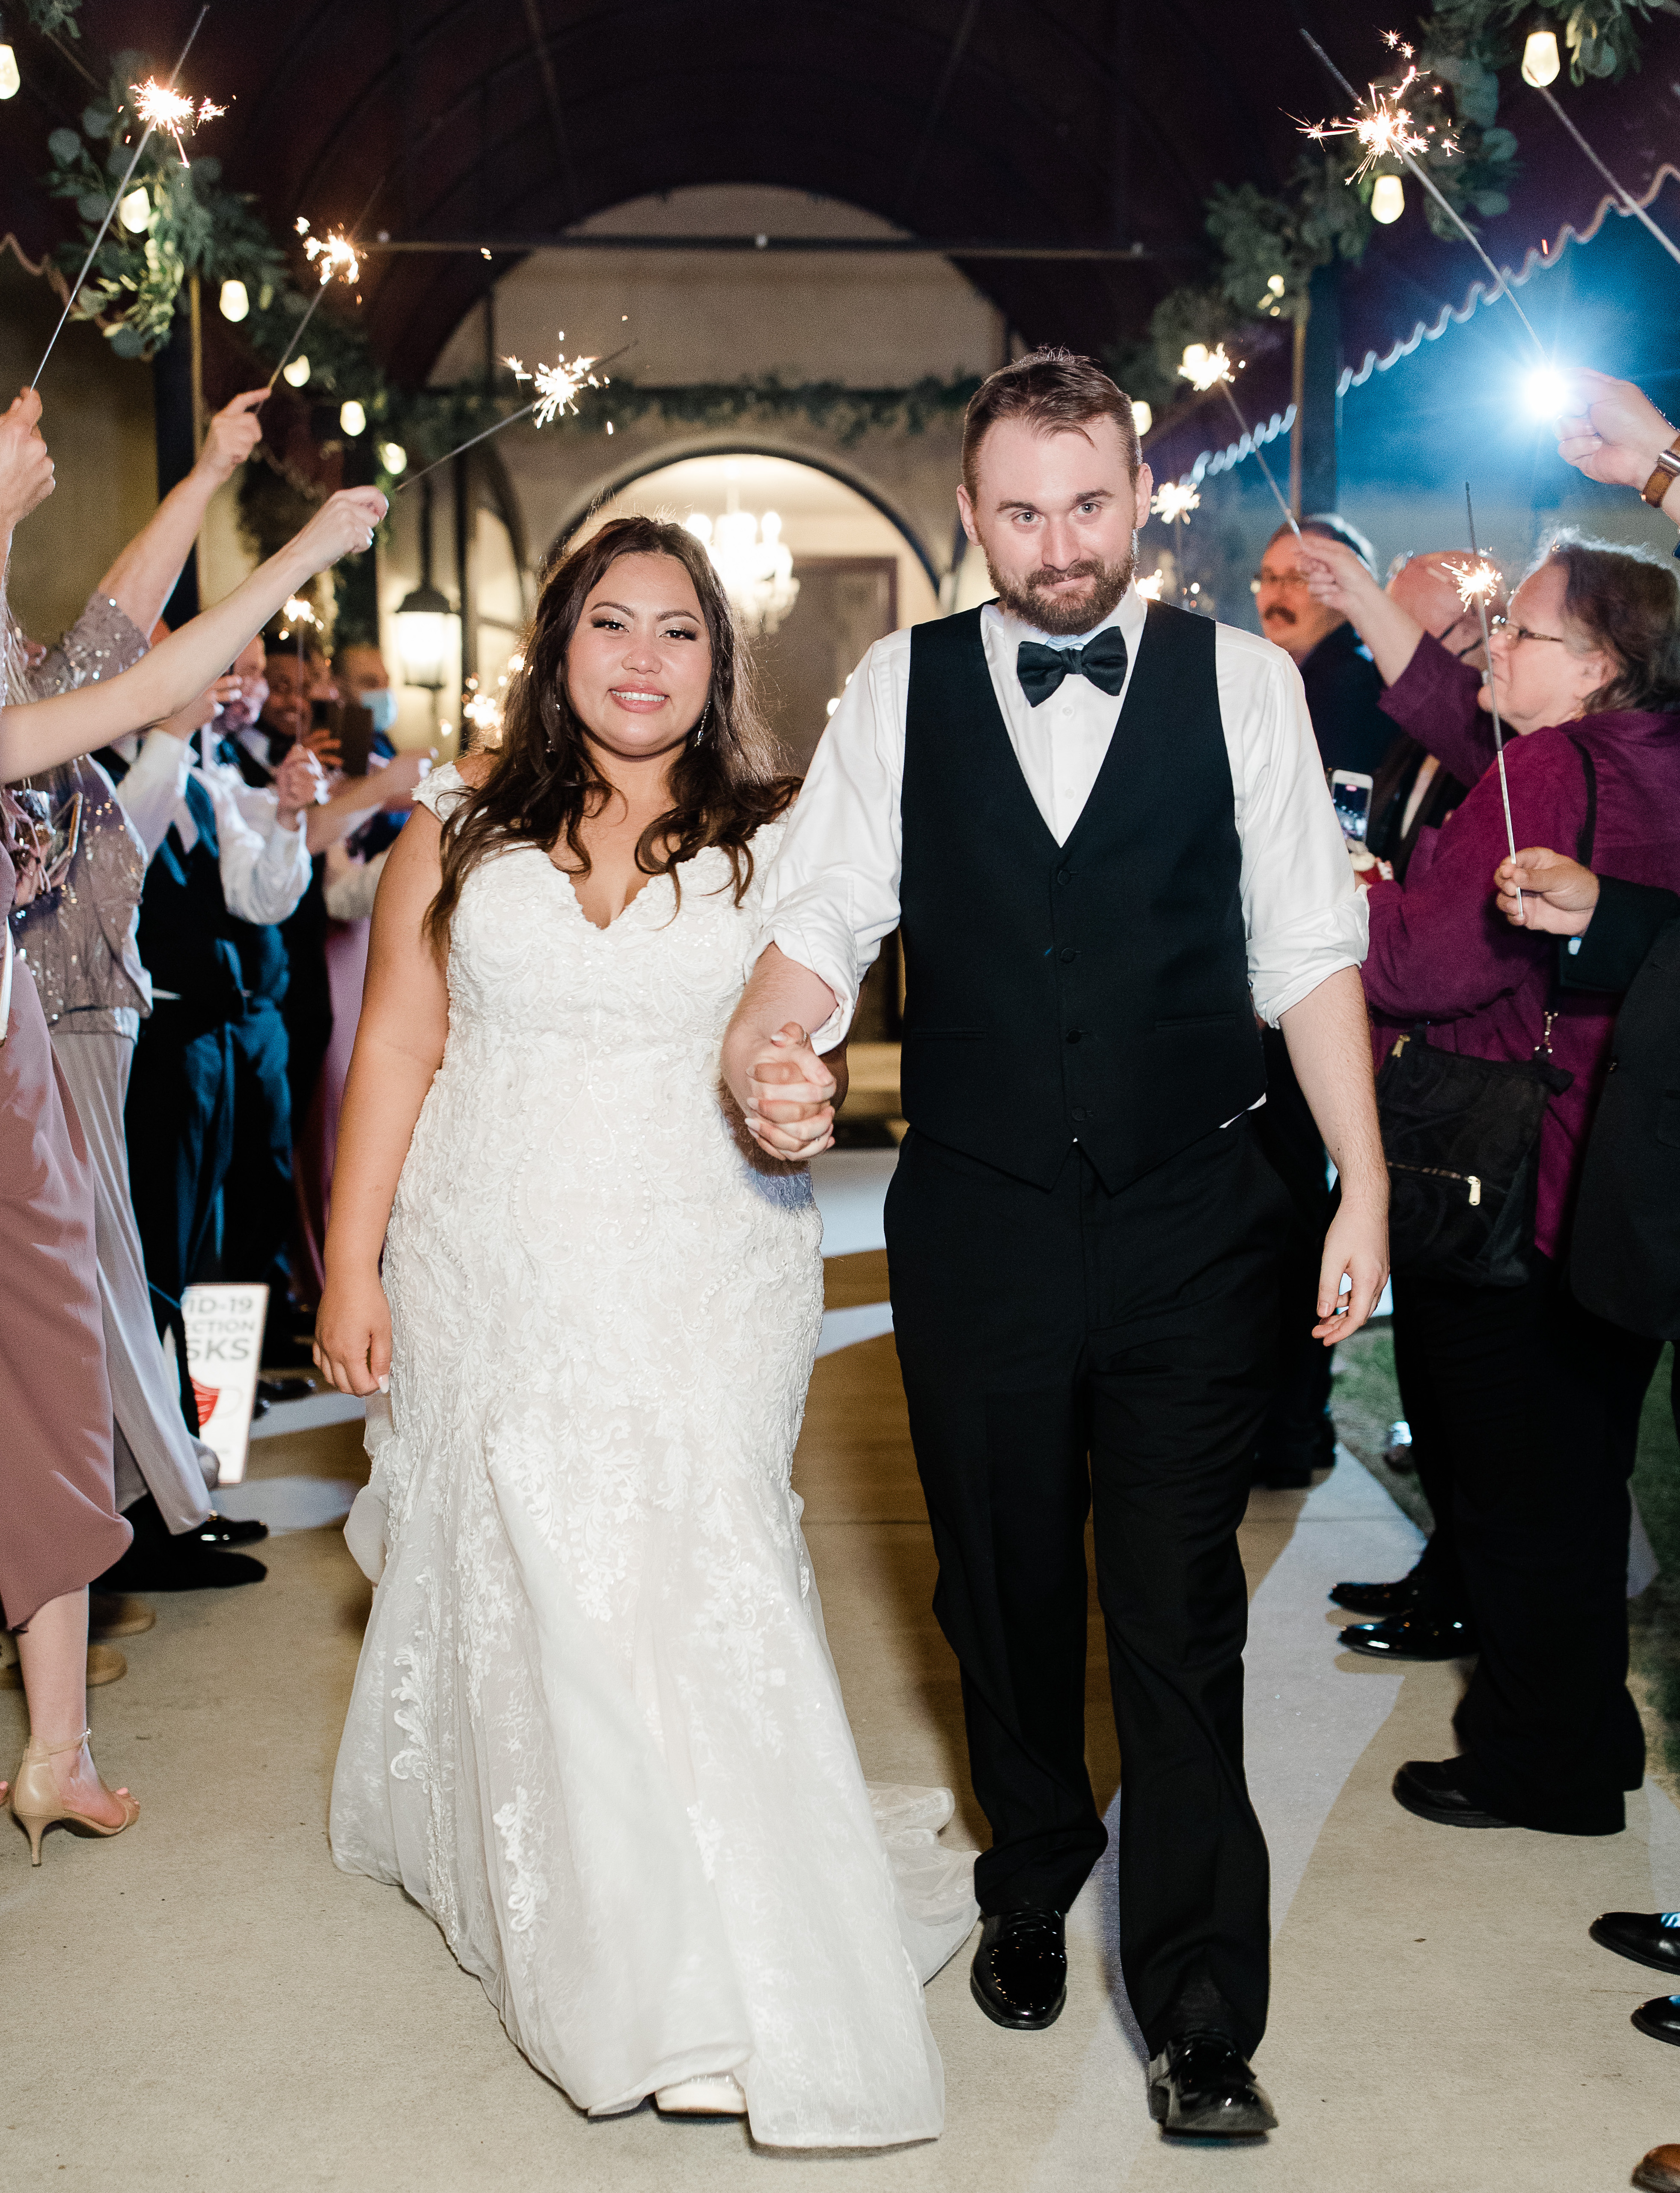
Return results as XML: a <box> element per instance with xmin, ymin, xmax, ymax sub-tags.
<box><xmin>1253</xmin><ymin>515</ymin><xmax>1394</xmax><ymax>778</ymax></box>
<box><xmin>725</xmin><ymin>349</ymin><xmax>1388</xmax><ymax>2136</ymax></box>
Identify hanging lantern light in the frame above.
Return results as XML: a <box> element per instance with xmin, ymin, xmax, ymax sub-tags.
<box><xmin>395</xmin><ymin>581</ymin><xmax>455</xmax><ymax>690</ymax></box>
<box><xmin>1521</xmin><ymin>29</ymin><xmax>1562</xmax><ymax>86</ymax></box>
<box><xmin>0</xmin><ymin>43</ymin><xmax>20</xmax><ymax>99</ymax></box>
<box><xmin>1371</xmin><ymin>173</ymin><xmax>1406</xmax><ymax>225</ymax></box>
<box><xmin>118</xmin><ymin>186</ymin><xmax>152</xmax><ymax>234</ymax></box>
<box><xmin>218</xmin><ymin>278</ymin><xmax>250</xmax><ymax>322</ymax></box>
<box><xmin>339</xmin><ymin>399</ymin><xmax>366</xmax><ymax>437</ymax></box>
<box><xmin>282</xmin><ymin>354</ymin><xmax>310</xmax><ymax>388</ymax></box>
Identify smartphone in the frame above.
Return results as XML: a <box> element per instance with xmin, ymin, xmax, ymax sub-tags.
<box><xmin>1329</xmin><ymin>769</ymin><xmax>1374</xmax><ymax>845</ymax></box>
<box><xmin>336</xmin><ymin>701</ymin><xmax>375</xmax><ymax>778</ymax></box>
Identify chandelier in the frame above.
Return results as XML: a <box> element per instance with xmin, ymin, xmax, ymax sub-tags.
<box><xmin>685</xmin><ymin>494</ymin><xmax>800</xmax><ymax>636</ymax></box>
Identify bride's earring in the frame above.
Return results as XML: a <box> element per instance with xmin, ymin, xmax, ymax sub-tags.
<box><xmin>692</xmin><ymin>702</ymin><xmax>711</xmax><ymax>746</ymax></box>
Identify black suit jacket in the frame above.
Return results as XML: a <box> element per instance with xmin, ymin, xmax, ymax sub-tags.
<box><xmin>1563</xmin><ymin>875</ymin><xmax>1680</xmax><ymax>1339</ymax></box>
<box><xmin>1365</xmin><ymin>732</ymin><xmax>1468</xmax><ymax>883</ymax></box>
<box><xmin>1298</xmin><ymin>620</ymin><xmax>1395</xmax><ymax>777</ymax></box>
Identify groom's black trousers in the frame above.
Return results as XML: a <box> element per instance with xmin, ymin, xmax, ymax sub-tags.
<box><xmin>886</xmin><ymin>1117</ymin><xmax>1287</xmax><ymax>2059</ymax></box>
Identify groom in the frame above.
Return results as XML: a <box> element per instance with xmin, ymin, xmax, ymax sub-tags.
<box><xmin>723</xmin><ymin>350</ymin><xmax>1388</xmax><ymax>2136</ymax></box>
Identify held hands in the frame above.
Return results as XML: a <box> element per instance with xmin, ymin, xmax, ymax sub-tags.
<box><xmin>0</xmin><ymin>388</ymin><xmax>55</xmax><ymax>531</ymax></box>
<box><xmin>196</xmin><ymin>389</ymin><xmax>267</xmax><ymax>485</ymax></box>
<box><xmin>293</xmin><ymin>487</ymin><xmax>387</xmax><ymax>576</ymax></box>
<box><xmin>744</xmin><ymin>1021</ymin><xmax>838</xmax><ymax>1159</ymax></box>
<box><xmin>1493</xmin><ymin>845</ymin><xmax>1600</xmax><ymax>933</ymax></box>
<box><xmin>314</xmin><ymin>1270</ymin><xmax>393</xmax><ymax>1397</ymax></box>
<box><xmin>275</xmin><ymin>743</ymin><xmax>327</xmax><ymax>832</ymax></box>
<box><xmin>1554</xmin><ymin>369</ymin><xmax>1674</xmax><ymax>493</ymax></box>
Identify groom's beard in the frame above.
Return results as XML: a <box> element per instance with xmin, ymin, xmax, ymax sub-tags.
<box><xmin>987</xmin><ymin>541</ymin><xmax>1136</xmax><ymax>637</ymax></box>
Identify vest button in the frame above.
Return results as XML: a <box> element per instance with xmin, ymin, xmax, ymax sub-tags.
<box><xmin>1060</xmin><ymin>947</ymin><xmax>1077</xmax><ymax>964</ymax></box>
<box><xmin>1071</xmin><ymin>1107</ymin><xmax>1087</xmax><ymax>1122</ymax></box>
<box><xmin>1056</xmin><ymin>866</ymin><xmax>1071</xmax><ymax>885</ymax></box>
<box><xmin>1065</xmin><ymin>1029</ymin><xmax>1082</xmax><ymax>1044</ymax></box>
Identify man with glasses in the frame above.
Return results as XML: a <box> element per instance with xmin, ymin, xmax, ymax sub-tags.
<box><xmin>1253</xmin><ymin>515</ymin><xmax>1393</xmax><ymax>775</ymax></box>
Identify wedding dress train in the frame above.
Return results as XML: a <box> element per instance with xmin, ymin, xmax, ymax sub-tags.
<box><xmin>330</xmin><ymin>767</ymin><xmax>975</xmax><ymax>2146</ymax></box>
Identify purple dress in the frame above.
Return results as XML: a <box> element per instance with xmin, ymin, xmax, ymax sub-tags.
<box><xmin>0</xmin><ymin>830</ymin><xmax>128</xmax><ymax>1628</ymax></box>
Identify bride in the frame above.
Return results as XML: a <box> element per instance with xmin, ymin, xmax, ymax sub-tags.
<box><xmin>315</xmin><ymin>515</ymin><xmax>975</xmax><ymax>2145</ymax></box>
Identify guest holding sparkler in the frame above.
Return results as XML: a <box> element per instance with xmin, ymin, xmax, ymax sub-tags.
<box><xmin>1299</xmin><ymin>526</ymin><xmax>1680</xmax><ymax>1837</ymax></box>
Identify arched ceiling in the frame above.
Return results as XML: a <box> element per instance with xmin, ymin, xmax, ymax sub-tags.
<box><xmin>6</xmin><ymin>1</ymin><xmax>1680</xmax><ymax>391</ymax></box>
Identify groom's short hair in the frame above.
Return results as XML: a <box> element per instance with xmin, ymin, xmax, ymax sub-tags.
<box><xmin>962</xmin><ymin>349</ymin><xmax>1141</xmax><ymax>498</ymax></box>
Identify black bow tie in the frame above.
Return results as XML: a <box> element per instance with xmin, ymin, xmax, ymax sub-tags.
<box><xmin>1016</xmin><ymin>625</ymin><xmax>1129</xmax><ymax>706</ymax></box>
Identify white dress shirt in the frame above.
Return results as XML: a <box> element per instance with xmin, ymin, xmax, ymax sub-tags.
<box><xmin>110</xmin><ymin>726</ymin><xmax>312</xmax><ymax>927</ymax></box>
<box><xmin>763</xmin><ymin>586</ymin><xmax>1369</xmax><ymax>1049</ymax></box>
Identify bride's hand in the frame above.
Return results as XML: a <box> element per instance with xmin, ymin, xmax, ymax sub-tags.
<box><xmin>314</xmin><ymin>1268</ymin><xmax>393</xmax><ymax>1396</ymax></box>
<box><xmin>746</xmin><ymin>1021</ymin><xmax>837</xmax><ymax>1158</ymax></box>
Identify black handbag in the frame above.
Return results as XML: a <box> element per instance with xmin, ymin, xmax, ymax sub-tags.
<box><xmin>1375</xmin><ymin>737</ymin><xmax>1595</xmax><ymax>1290</ymax></box>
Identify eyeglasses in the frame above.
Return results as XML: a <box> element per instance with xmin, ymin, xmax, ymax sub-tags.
<box><xmin>1252</xmin><ymin>568</ymin><xmax>1310</xmax><ymax>591</ymax></box>
<box><xmin>1490</xmin><ymin>618</ymin><xmax>1567</xmax><ymax>647</ymax></box>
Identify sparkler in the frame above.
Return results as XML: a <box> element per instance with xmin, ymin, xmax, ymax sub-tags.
<box><xmin>30</xmin><ymin>4</ymin><xmax>209</xmax><ymax>386</ymax></box>
<box><xmin>1178</xmin><ymin>343</ymin><xmax>1299</xmax><ymax>534</ymax></box>
<box><xmin>1299</xmin><ymin>30</ymin><xmax>1545</xmax><ymax>361</ymax></box>
<box><xmin>1150</xmin><ymin>480</ymin><xmax>1199</xmax><ymax>607</ymax></box>
<box><xmin>1299</xmin><ymin>60</ymin><xmax>1457</xmax><ymax>185</ymax></box>
<box><xmin>265</xmin><ymin>219</ymin><xmax>365</xmax><ymax>393</ymax></box>
<box><xmin>1457</xmin><ymin>489</ymin><xmax>1522</xmax><ymax>921</ymax></box>
<box><xmin>1529</xmin><ymin>82</ymin><xmax>1680</xmax><ymax>272</ymax></box>
<box><xmin>133</xmin><ymin>80</ymin><xmax>226</xmax><ymax>163</ymax></box>
<box><xmin>395</xmin><ymin>341</ymin><xmax>633</xmax><ymax>494</ymax></box>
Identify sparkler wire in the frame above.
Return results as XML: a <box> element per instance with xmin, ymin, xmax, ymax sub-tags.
<box><xmin>395</xmin><ymin>342</ymin><xmax>635</xmax><ymax>492</ymax></box>
<box><xmin>1462</xmin><ymin>482</ymin><xmax>1522</xmax><ymax>922</ymax></box>
<box><xmin>1531</xmin><ymin>83</ymin><xmax>1680</xmax><ymax>272</ymax></box>
<box><xmin>1219</xmin><ymin>384</ymin><xmax>1299</xmax><ymax>534</ymax></box>
<box><xmin>1299</xmin><ymin>30</ymin><xmax>1545</xmax><ymax>361</ymax></box>
<box><xmin>30</xmin><ymin>4</ymin><xmax>210</xmax><ymax>386</ymax></box>
<box><xmin>265</xmin><ymin>281</ymin><xmax>331</xmax><ymax>393</ymax></box>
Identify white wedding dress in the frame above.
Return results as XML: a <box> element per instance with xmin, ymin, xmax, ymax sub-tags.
<box><xmin>330</xmin><ymin>766</ymin><xmax>975</xmax><ymax>2147</ymax></box>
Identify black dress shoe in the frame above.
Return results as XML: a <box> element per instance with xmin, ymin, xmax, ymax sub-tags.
<box><xmin>1329</xmin><ymin>1567</ymin><xmax>1427</xmax><ymax>1616</ymax></box>
<box><xmin>1632</xmin><ymin>1997</ymin><xmax>1680</xmax><ymax>2048</ymax></box>
<box><xmin>1340</xmin><ymin>1610</ymin><xmax>1478</xmax><ymax>1660</ymax></box>
<box><xmin>189</xmin><ymin>1510</ymin><xmax>269</xmax><ymax>1547</ymax></box>
<box><xmin>969</xmin><ymin>1910</ymin><xmax>1067</xmax><ymax>2030</ymax></box>
<box><xmin>257</xmin><ymin>1375</ymin><xmax>315</xmax><ymax>1406</ymax></box>
<box><xmin>1147</xmin><ymin>2033</ymin><xmax>1276</xmax><ymax>2136</ymax></box>
<box><xmin>1392</xmin><ymin>1759</ymin><xmax>1513</xmax><ymax>1830</ymax></box>
<box><xmin>96</xmin><ymin>1497</ymin><xmax>266</xmax><ymax>1593</ymax></box>
<box><xmin>1593</xmin><ymin>1913</ymin><xmax>1680</xmax><ymax>1978</ymax></box>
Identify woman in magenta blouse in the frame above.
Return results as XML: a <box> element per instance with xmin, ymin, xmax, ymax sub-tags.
<box><xmin>1298</xmin><ymin>530</ymin><xmax>1680</xmax><ymax>1841</ymax></box>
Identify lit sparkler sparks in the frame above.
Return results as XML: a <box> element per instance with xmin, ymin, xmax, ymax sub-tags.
<box><xmin>1177</xmin><ymin>343</ymin><xmax>1299</xmax><ymax>535</ymax></box>
<box><xmin>280</xmin><ymin>594</ymin><xmax>321</xmax><ymax>637</ymax></box>
<box><xmin>1299</xmin><ymin>30</ymin><xmax>1544</xmax><ymax>359</ymax></box>
<box><xmin>299</xmin><ymin>219</ymin><xmax>361</xmax><ymax>288</ymax></box>
<box><xmin>1300</xmin><ymin>63</ymin><xmax>1456</xmax><ymax>184</ymax></box>
<box><xmin>1136</xmin><ymin>570</ymin><xmax>1165</xmax><ymax>601</ymax></box>
<box><xmin>1445</xmin><ymin>556</ymin><xmax>1501</xmax><ymax>611</ymax></box>
<box><xmin>132</xmin><ymin>79</ymin><xmax>226</xmax><ymax>163</ymax></box>
<box><xmin>1151</xmin><ymin>481</ymin><xmax>1201</xmax><ymax>525</ymax></box>
<box><xmin>30</xmin><ymin>4</ymin><xmax>209</xmax><ymax>385</ymax></box>
<box><xmin>396</xmin><ymin>340</ymin><xmax>632</xmax><ymax>493</ymax></box>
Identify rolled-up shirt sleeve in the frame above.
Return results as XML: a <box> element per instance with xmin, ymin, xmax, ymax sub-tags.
<box><xmin>1222</xmin><ymin>628</ymin><xmax>1369</xmax><ymax>1024</ymax></box>
<box><xmin>116</xmin><ymin>729</ymin><xmax>193</xmax><ymax>860</ymax></box>
<box><xmin>760</xmin><ymin>631</ymin><xmax>909</xmax><ymax>1051</ymax></box>
<box><xmin>202</xmin><ymin>767</ymin><xmax>311</xmax><ymax>924</ymax></box>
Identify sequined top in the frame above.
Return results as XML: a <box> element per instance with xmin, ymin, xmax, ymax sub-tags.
<box><xmin>12</xmin><ymin>594</ymin><xmax>152</xmax><ymax>1036</ymax></box>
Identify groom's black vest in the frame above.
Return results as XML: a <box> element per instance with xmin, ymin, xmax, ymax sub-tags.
<box><xmin>898</xmin><ymin>601</ymin><xmax>1265</xmax><ymax>1192</ymax></box>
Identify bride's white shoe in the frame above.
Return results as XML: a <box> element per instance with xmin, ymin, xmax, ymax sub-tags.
<box><xmin>654</xmin><ymin>2074</ymin><xmax>748</xmax><ymax>2117</ymax></box>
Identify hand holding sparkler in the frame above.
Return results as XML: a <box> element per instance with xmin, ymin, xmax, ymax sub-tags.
<box><xmin>197</xmin><ymin>389</ymin><xmax>269</xmax><ymax>484</ymax></box>
<box><xmin>1493</xmin><ymin>846</ymin><xmax>1600</xmax><ymax>934</ymax></box>
<box><xmin>0</xmin><ymin>387</ymin><xmax>56</xmax><ymax>533</ymax></box>
<box><xmin>1553</xmin><ymin>368</ymin><xmax>1680</xmax><ymax>506</ymax></box>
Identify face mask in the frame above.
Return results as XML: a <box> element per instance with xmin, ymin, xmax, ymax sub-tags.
<box><xmin>363</xmin><ymin>687</ymin><xmax>399</xmax><ymax>735</ymax></box>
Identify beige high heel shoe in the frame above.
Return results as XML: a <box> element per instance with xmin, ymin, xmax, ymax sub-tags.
<box><xmin>11</xmin><ymin>1728</ymin><xmax>139</xmax><ymax>1866</ymax></box>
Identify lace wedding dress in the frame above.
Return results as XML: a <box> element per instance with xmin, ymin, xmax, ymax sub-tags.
<box><xmin>330</xmin><ymin>766</ymin><xmax>975</xmax><ymax>2147</ymax></box>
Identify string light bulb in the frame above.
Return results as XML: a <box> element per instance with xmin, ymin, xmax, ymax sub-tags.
<box><xmin>282</xmin><ymin>354</ymin><xmax>310</xmax><ymax>387</ymax></box>
<box><xmin>118</xmin><ymin>186</ymin><xmax>151</xmax><ymax>234</ymax></box>
<box><xmin>218</xmin><ymin>278</ymin><xmax>249</xmax><ymax>322</ymax></box>
<box><xmin>378</xmin><ymin>441</ymin><xmax>407</xmax><ymax>474</ymax></box>
<box><xmin>339</xmin><ymin>399</ymin><xmax>367</xmax><ymax>437</ymax></box>
<box><xmin>0</xmin><ymin>43</ymin><xmax>19</xmax><ymax>100</ymax></box>
<box><xmin>1522</xmin><ymin>29</ymin><xmax>1562</xmax><ymax>86</ymax></box>
<box><xmin>1371</xmin><ymin>173</ymin><xmax>1406</xmax><ymax>224</ymax></box>
<box><xmin>1131</xmin><ymin>399</ymin><xmax>1153</xmax><ymax>436</ymax></box>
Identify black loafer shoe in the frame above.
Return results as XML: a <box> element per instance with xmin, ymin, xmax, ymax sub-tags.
<box><xmin>1392</xmin><ymin>1759</ymin><xmax>1513</xmax><ymax>1830</ymax></box>
<box><xmin>1329</xmin><ymin>1568</ymin><xmax>1426</xmax><ymax>1616</ymax></box>
<box><xmin>257</xmin><ymin>1375</ymin><xmax>314</xmax><ymax>1407</ymax></box>
<box><xmin>1591</xmin><ymin>1912</ymin><xmax>1680</xmax><ymax>1977</ymax></box>
<box><xmin>95</xmin><ymin>1497</ymin><xmax>266</xmax><ymax>1593</ymax></box>
<box><xmin>189</xmin><ymin>1510</ymin><xmax>270</xmax><ymax>1547</ymax></box>
<box><xmin>1341</xmin><ymin>1610</ymin><xmax>1478</xmax><ymax>1660</ymax></box>
<box><xmin>969</xmin><ymin>1910</ymin><xmax>1067</xmax><ymax>2030</ymax></box>
<box><xmin>1632</xmin><ymin>1997</ymin><xmax>1680</xmax><ymax>2048</ymax></box>
<box><xmin>1147</xmin><ymin>2033</ymin><xmax>1276</xmax><ymax>2136</ymax></box>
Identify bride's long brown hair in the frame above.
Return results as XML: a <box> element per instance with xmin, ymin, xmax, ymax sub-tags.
<box><xmin>425</xmin><ymin>515</ymin><xmax>796</xmax><ymax>948</ymax></box>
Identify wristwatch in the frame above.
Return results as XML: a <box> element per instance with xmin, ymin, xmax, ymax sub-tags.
<box><xmin>1641</xmin><ymin>434</ymin><xmax>1680</xmax><ymax>506</ymax></box>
